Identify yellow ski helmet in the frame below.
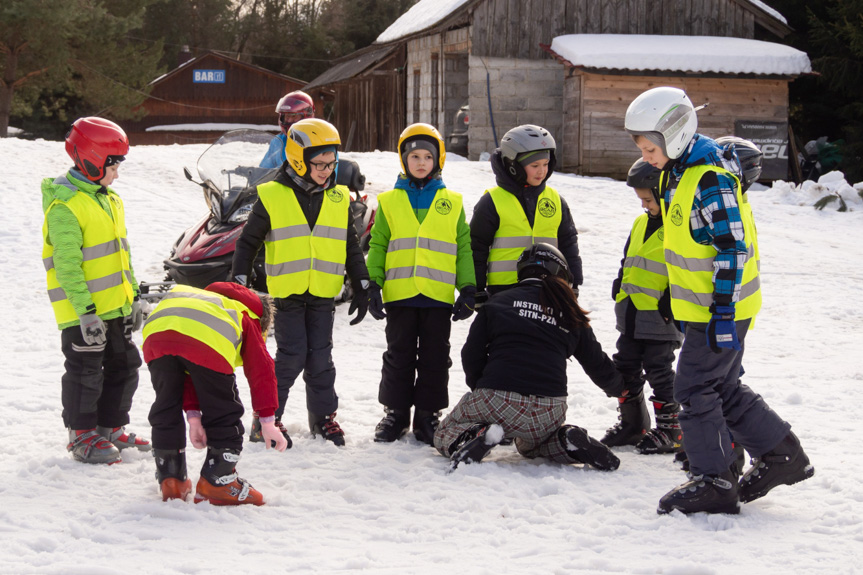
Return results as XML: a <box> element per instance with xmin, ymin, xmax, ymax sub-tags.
<box><xmin>285</xmin><ymin>118</ymin><xmax>341</xmax><ymax>177</ymax></box>
<box><xmin>397</xmin><ymin>123</ymin><xmax>445</xmax><ymax>178</ymax></box>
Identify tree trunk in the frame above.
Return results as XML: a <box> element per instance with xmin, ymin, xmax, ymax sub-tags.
<box><xmin>0</xmin><ymin>49</ymin><xmax>18</xmax><ymax>138</ymax></box>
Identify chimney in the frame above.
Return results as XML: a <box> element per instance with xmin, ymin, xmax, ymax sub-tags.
<box><xmin>178</xmin><ymin>45</ymin><xmax>193</xmax><ymax>67</ymax></box>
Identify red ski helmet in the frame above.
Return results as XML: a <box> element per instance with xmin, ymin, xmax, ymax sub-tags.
<box><xmin>276</xmin><ymin>91</ymin><xmax>315</xmax><ymax>134</ymax></box>
<box><xmin>65</xmin><ymin>117</ymin><xmax>129</xmax><ymax>182</ymax></box>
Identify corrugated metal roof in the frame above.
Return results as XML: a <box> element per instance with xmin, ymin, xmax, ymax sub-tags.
<box><xmin>305</xmin><ymin>45</ymin><xmax>398</xmax><ymax>90</ymax></box>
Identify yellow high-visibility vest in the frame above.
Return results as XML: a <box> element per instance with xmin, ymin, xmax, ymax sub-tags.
<box><xmin>143</xmin><ymin>285</ymin><xmax>260</xmax><ymax>369</ymax></box>
<box><xmin>379</xmin><ymin>188</ymin><xmax>462</xmax><ymax>304</ymax></box>
<box><xmin>662</xmin><ymin>165</ymin><xmax>761</xmax><ymax>322</ymax></box>
<box><xmin>258</xmin><ymin>182</ymin><xmax>349</xmax><ymax>298</ymax></box>
<box><xmin>487</xmin><ymin>186</ymin><xmax>562</xmax><ymax>286</ymax></box>
<box><xmin>616</xmin><ymin>214</ymin><xmax>668</xmax><ymax>311</ymax></box>
<box><xmin>42</xmin><ymin>178</ymin><xmax>135</xmax><ymax>326</ymax></box>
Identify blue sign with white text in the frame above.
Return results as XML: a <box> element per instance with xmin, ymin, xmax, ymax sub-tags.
<box><xmin>193</xmin><ymin>70</ymin><xmax>226</xmax><ymax>83</ymax></box>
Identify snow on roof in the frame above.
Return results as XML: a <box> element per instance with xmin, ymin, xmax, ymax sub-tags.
<box><xmin>146</xmin><ymin>123</ymin><xmax>277</xmax><ymax>132</ymax></box>
<box><xmin>746</xmin><ymin>0</ymin><xmax>787</xmax><ymax>26</ymax></box>
<box><xmin>549</xmin><ymin>34</ymin><xmax>810</xmax><ymax>76</ymax></box>
<box><xmin>376</xmin><ymin>0</ymin><xmax>470</xmax><ymax>44</ymax></box>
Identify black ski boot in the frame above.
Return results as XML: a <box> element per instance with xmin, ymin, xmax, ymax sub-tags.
<box><xmin>249</xmin><ymin>412</ymin><xmax>263</xmax><ymax>443</ymax></box>
<box><xmin>739</xmin><ymin>431</ymin><xmax>814</xmax><ymax>503</ymax></box>
<box><xmin>309</xmin><ymin>411</ymin><xmax>346</xmax><ymax>447</ymax></box>
<box><xmin>636</xmin><ymin>399</ymin><xmax>683</xmax><ymax>454</ymax></box>
<box><xmin>273</xmin><ymin>418</ymin><xmax>293</xmax><ymax>449</ymax></box>
<box><xmin>561</xmin><ymin>425</ymin><xmax>620</xmax><ymax>471</ymax></box>
<box><xmin>658</xmin><ymin>467</ymin><xmax>740</xmax><ymax>515</ymax></box>
<box><xmin>412</xmin><ymin>409</ymin><xmax>441</xmax><ymax>446</ymax></box>
<box><xmin>601</xmin><ymin>390</ymin><xmax>649</xmax><ymax>447</ymax></box>
<box><xmin>374</xmin><ymin>407</ymin><xmax>410</xmax><ymax>443</ymax></box>
<box><xmin>448</xmin><ymin>424</ymin><xmax>504</xmax><ymax>472</ymax></box>
<box><xmin>154</xmin><ymin>448</ymin><xmax>192</xmax><ymax>501</ymax></box>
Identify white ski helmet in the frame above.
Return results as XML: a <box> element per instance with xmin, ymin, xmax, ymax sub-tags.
<box><xmin>625</xmin><ymin>87</ymin><xmax>698</xmax><ymax>160</ymax></box>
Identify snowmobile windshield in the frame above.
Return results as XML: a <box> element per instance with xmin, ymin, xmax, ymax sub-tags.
<box><xmin>196</xmin><ymin>130</ymin><xmax>277</xmax><ymax>195</ymax></box>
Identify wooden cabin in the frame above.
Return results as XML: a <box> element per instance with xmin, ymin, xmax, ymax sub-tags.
<box><xmin>126</xmin><ymin>51</ymin><xmax>310</xmax><ymax>145</ymax></box>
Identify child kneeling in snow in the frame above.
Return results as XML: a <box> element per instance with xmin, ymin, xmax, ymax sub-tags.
<box><xmin>435</xmin><ymin>244</ymin><xmax>625</xmax><ymax>472</ymax></box>
<box><xmin>143</xmin><ymin>282</ymin><xmax>287</xmax><ymax>504</ymax></box>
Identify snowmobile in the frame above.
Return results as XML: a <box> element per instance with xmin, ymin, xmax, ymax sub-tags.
<box><xmin>139</xmin><ymin>129</ymin><xmax>374</xmax><ymax>303</ymax></box>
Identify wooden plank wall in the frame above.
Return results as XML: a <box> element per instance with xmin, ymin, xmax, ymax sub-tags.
<box><xmin>564</xmin><ymin>71</ymin><xmax>788</xmax><ymax>178</ymax></box>
<box><xmin>471</xmin><ymin>0</ymin><xmax>756</xmax><ymax>58</ymax></box>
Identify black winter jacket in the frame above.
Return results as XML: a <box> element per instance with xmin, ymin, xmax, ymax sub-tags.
<box><xmin>231</xmin><ymin>165</ymin><xmax>369</xmax><ymax>295</ymax></box>
<box><xmin>470</xmin><ymin>150</ymin><xmax>583</xmax><ymax>292</ymax></box>
<box><xmin>461</xmin><ymin>280</ymin><xmax>624</xmax><ymax>399</ymax></box>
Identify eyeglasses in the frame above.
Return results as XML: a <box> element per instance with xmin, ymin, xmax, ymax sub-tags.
<box><xmin>309</xmin><ymin>160</ymin><xmax>337</xmax><ymax>172</ymax></box>
<box><xmin>279</xmin><ymin>112</ymin><xmax>308</xmax><ymax>125</ymax></box>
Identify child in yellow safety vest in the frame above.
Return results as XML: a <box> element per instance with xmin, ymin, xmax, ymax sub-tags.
<box><xmin>602</xmin><ymin>158</ymin><xmax>683</xmax><ymax>454</ymax></box>
<box><xmin>365</xmin><ymin>123</ymin><xmax>476</xmax><ymax>445</ymax></box>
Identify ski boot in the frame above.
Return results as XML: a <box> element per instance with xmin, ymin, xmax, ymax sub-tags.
<box><xmin>658</xmin><ymin>468</ymin><xmax>741</xmax><ymax>515</ymax></box>
<box><xmin>273</xmin><ymin>418</ymin><xmax>293</xmax><ymax>449</ymax></box>
<box><xmin>96</xmin><ymin>425</ymin><xmax>151</xmax><ymax>452</ymax></box>
<box><xmin>601</xmin><ymin>390</ymin><xmax>649</xmax><ymax>447</ymax></box>
<box><xmin>412</xmin><ymin>409</ymin><xmax>441</xmax><ymax>446</ymax></box>
<box><xmin>154</xmin><ymin>448</ymin><xmax>192</xmax><ymax>501</ymax></box>
<box><xmin>249</xmin><ymin>412</ymin><xmax>263</xmax><ymax>443</ymax></box>
<box><xmin>449</xmin><ymin>424</ymin><xmax>504</xmax><ymax>472</ymax></box>
<box><xmin>194</xmin><ymin>447</ymin><xmax>264</xmax><ymax>506</ymax></box>
<box><xmin>635</xmin><ymin>399</ymin><xmax>683</xmax><ymax>454</ymax></box>
<box><xmin>309</xmin><ymin>411</ymin><xmax>346</xmax><ymax>447</ymax></box>
<box><xmin>374</xmin><ymin>407</ymin><xmax>410</xmax><ymax>443</ymax></box>
<box><xmin>67</xmin><ymin>428</ymin><xmax>122</xmax><ymax>464</ymax></box>
<box><xmin>561</xmin><ymin>425</ymin><xmax>620</xmax><ymax>471</ymax></box>
<box><xmin>739</xmin><ymin>431</ymin><xmax>814</xmax><ymax>503</ymax></box>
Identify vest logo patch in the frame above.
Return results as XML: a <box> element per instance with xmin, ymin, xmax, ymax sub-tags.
<box><xmin>538</xmin><ymin>198</ymin><xmax>557</xmax><ymax>218</ymax></box>
<box><xmin>326</xmin><ymin>188</ymin><xmax>344</xmax><ymax>203</ymax></box>
<box><xmin>658</xmin><ymin>228</ymin><xmax>665</xmax><ymax>241</ymax></box>
<box><xmin>435</xmin><ymin>198</ymin><xmax>452</xmax><ymax>215</ymax></box>
<box><xmin>670</xmin><ymin>205</ymin><xmax>684</xmax><ymax>227</ymax></box>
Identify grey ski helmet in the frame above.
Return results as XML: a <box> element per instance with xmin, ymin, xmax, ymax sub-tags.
<box><xmin>715</xmin><ymin>136</ymin><xmax>763</xmax><ymax>192</ymax></box>
<box><xmin>499</xmin><ymin>125</ymin><xmax>556</xmax><ymax>184</ymax></box>
<box><xmin>516</xmin><ymin>242</ymin><xmax>572</xmax><ymax>285</ymax></box>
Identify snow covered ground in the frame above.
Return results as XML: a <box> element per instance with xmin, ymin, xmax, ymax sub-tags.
<box><xmin>2</xmin><ymin>136</ymin><xmax>862</xmax><ymax>574</ymax></box>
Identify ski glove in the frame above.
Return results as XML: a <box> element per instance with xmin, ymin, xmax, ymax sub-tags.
<box><xmin>348</xmin><ymin>289</ymin><xmax>369</xmax><ymax>326</ymax></box>
<box><xmin>260</xmin><ymin>420</ymin><xmax>288</xmax><ymax>452</ymax></box>
<box><xmin>130</xmin><ymin>297</ymin><xmax>144</xmax><ymax>332</ymax></box>
<box><xmin>474</xmin><ymin>290</ymin><xmax>489</xmax><ymax>309</ymax></box>
<box><xmin>187</xmin><ymin>414</ymin><xmax>207</xmax><ymax>449</ymax></box>
<box><xmin>706</xmin><ymin>305</ymin><xmax>741</xmax><ymax>353</ymax></box>
<box><xmin>368</xmin><ymin>282</ymin><xmax>386</xmax><ymax>320</ymax></box>
<box><xmin>79</xmin><ymin>313</ymin><xmax>107</xmax><ymax>345</ymax></box>
<box><xmin>452</xmin><ymin>286</ymin><xmax>476</xmax><ymax>322</ymax></box>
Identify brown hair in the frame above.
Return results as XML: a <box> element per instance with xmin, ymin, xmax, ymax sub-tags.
<box><xmin>538</xmin><ymin>275</ymin><xmax>590</xmax><ymax>329</ymax></box>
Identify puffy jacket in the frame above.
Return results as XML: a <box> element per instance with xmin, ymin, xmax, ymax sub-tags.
<box><xmin>461</xmin><ymin>280</ymin><xmax>624</xmax><ymax>399</ymax></box>
<box><xmin>41</xmin><ymin>169</ymin><xmax>138</xmax><ymax>329</ymax></box>
<box><xmin>470</xmin><ymin>150</ymin><xmax>582</xmax><ymax>291</ymax></box>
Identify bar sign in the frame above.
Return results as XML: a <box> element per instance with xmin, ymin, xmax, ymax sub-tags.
<box><xmin>193</xmin><ymin>69</ymin><xmax>225</xmax><ymax>83</ymax></box>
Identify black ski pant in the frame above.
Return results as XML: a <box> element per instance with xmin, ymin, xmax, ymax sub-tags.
<box><xmin>379</xmin><ymin>306</ymin><xmax>452</xmax><ymax>412</ymax></box>
<box><xmin>675</xmin><ymin>320</ymin><xmax>790</xmax><ymax>476</ymax></box>
<box><xmin>60</xmin><ymin>317</ymin><xmax>141</xmax><ymax>430</ymax></box>
<box><xmin>147</xmin><ymin>355</ymin><xmax>244</xmax><ymax>451</ymax></box>
<box><xmin>273</xmin><ymin>294</ymin><xmax>337</xmax><ymax>420</ymax></box>
<box><xmin>612</xmin><ymin>333</ymin><xmax>678</xmax><ymax>404</ymax></box>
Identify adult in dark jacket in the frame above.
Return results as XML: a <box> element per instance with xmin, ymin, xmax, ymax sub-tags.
<box><xmin>434</xmin><ymin>244</ymin><xmax>625</xmax><ymax>472</ymax></box>
<box><xmin>470</xmin><ymin>125</ymin><xmax>583</xmax><ymax>298</ymax></box>
<box><xmin>231</xmin><ymin>119</ymin><xmax>370</xmax><ymax>446</ymax></box>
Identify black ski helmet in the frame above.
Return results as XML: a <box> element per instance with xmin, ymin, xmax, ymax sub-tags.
<box><xmin>626</xmin><ymin>158</ymin><xmax>661</xmax><ymax>190</ymax></box>
<box><xmin>715</xmin><ymin>136</ymin><xmax>763</xmax><ymax>192</ymax></box>
<box><xmin>517</xmin><ymin>243</ymin><xmax>572</xmax><ymax>285</ymax></box>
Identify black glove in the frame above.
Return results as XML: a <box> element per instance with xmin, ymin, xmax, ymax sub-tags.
<box><xmin>452</xmin><ymin>286</ymin><xmax>476</xmax><ymax>322</ymax></box>
<box><xmin>611</xmin><ymin>278</ymin><xmax>621</xmax><ymax>301</ymax></box>
<box><xmin>348</xmin><ymin>288</ymin><xmax>368</xmax><ymax>326</ymax></box>
<box><xmin>368</xmin><ymin>282</ymin><xmax>386</xmax><ymax>320</ymax></box>
<box><xmin>474</xmin><ymin>290</ymin><xmax>489</xmax><ymax>309</ymax></box>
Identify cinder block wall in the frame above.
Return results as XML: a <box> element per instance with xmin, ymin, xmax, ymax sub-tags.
<box><xmin>468</xmin><ymin>56</ymin><xmax>564</xmax><ymax>161</ymax></box>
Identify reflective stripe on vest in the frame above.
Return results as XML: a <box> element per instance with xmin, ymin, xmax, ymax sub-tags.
<box><xmin>662</xmin><ymin>165</ymin><xmax>762</xmax><ymax>322</ymax></box>
<box><xmin>42</xmin><ymin>179</ymin><xmax>135</xmax><ymax>326</ymax></box>
<box><xmin>142</xmin><ymin>285</ymin><xmax>260</xmax><ymax>369</ymax></box>
<box><xmin>487</xmin><ymin>186</ymin><xmax>562</xmax><ymax>285</ymax></box>
<box><xmin>379</xmin><ymin>188</ymin><xmax>462</xmax><ymax>304</ymax></box>
<box><xmin>615</xmin><ymin>214</ymin><xmax>668</xmax><ymax>311</ymax></box>
<box><xmin>258</xmin><ymin>182</ymin><xmax>349</xmax><ymax>298</ymax></box>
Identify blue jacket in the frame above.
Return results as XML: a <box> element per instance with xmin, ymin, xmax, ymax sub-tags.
<box><xmin>259</xmin><ymin>133</ymin><xmax>287</xmax><ymax>169</ymax></box>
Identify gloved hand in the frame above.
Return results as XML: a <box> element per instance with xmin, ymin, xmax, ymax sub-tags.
<box><xmin>474</xmin><ymin>290</ymin><xmax>489</xmax><ymax>309</ymax></box>
<box><xmin>79</xmin><ymin>313</ymin><xmax>107</xmax><ymax>345</ymax></box>
<box><xmin>260</xmin><ymin>420</ymin><xmax>288</xmax><ymax>452</ymax></box>
<box><xmin>348</xmin><ymin>289</ymin><xmax>368</xmax><ymax>326</ymax></box>
<box><xmin>130</xmin><ymin>297</ymin><xmax>143</xmax><ymax>332</ymax></box>
<box><xmin>611</xmin><ymin>278</ymin><xmax>621</xmax><ymax>301</ymax></box>
<box><xmin>233</xmin><ymin>274</ymin><xmax>248</xmax><ymax>287</ymax></box>
<box><xmin>187</xmin><ymin>414</ymin><xmax>207</xmax><ymax>449</ymax></box>
<box><xmin>452</xmin><ymin>286</ymin><xmax>476</xmax><ymax>321</ymax></box>
<box><xmin>368</xmin><ymin>282</ymin><xmax>386</xmax><ymax>320</ymax></box>
<box><xmin>706</xmin><ymin>304</ymin><xmax>741</xmax><ymax>353</ymax></box>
